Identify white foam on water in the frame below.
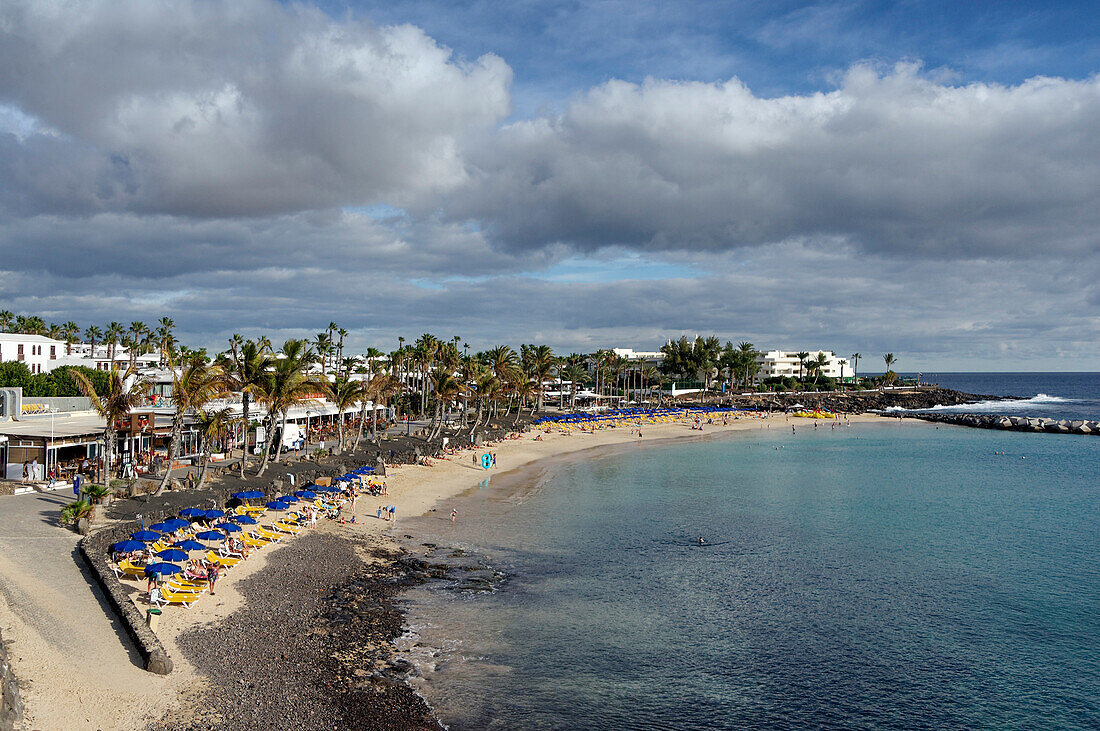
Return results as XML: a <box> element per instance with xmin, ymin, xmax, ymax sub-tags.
<box><xmin>914</xmin><ymin>394</ymin><xmax>1074</xmax><ymax>413</ymax></box>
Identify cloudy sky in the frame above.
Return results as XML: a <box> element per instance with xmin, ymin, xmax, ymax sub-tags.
<box><xmin>1</xmin><ymin>0</ymin><xmax>1098</xmax><ymax>370</ymax></box>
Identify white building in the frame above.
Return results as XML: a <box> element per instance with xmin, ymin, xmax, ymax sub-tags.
<box><xmin>610</xmin><ymin>348</ymin><xmax>665</xmax><ymax>365</ymax></box>
<box><xmin>0</xmin><ymin>334</ymin><xmax>65</xmax><ymax>374</ymax></box>
<box><xmin>756</xmin><ymin>350</ymin><xmax>853</xmax><ymax>380</ymax></box>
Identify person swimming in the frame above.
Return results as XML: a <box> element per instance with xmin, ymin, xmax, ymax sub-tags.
<box><xmin>698</xmin><ymin>537</ymin><xmax>705</xmax><ymax>545</ymax></box>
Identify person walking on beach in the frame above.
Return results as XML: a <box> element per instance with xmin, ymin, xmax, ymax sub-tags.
<box><xmin>451</xmin><ymin>508</ymin><xmax>457</xmax><ymax>524</ymax></box>
<box><xmin>207</xmin><ymin>561</ymin><xmax>220</xmax><ymax>595</ymax></box>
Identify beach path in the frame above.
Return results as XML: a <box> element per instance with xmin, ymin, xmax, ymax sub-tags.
<box><xmin>0</xmin><ymin>490</ymin><xmax>173</xmax><ymax>730</ymax></box>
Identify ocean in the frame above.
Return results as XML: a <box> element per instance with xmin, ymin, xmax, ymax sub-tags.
<box><xmin>903</xmin><ymin>372</ymin><xmax>1100</xmax><ymax>422</ymax></box>
<box><xmin>397</xmin><ymin>377</ymin><xmax>1100</xmax><ymax>730</ymax></box>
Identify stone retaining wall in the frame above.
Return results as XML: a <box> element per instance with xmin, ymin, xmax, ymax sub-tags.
<box><xmin>902</xmin><ymin>412</ymin><xmax>1098</xmax><ymax>435</ymax></box>
<box><xmin>0</xmin><ymin>628</ymin><xmax>23</xmax><ymax>731</ymax></box>
<box><xmin>79</xmin><ymin>523</ymin><xmax>173</xmax><ymax>675</ymax></box>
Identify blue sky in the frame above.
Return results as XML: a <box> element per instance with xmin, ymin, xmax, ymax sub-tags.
<box><xmin>327</xmin><ymin>0</ymin><xmax>1100</xmax><ymax>110</ymax></box>
<box><xmin>0</xmin><ymin>0</ymin><xmax>1098</xmax><ymax>368</ymax></box>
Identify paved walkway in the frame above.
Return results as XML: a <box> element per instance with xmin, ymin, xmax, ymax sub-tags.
<box><xmin>0</xmin><ymin>491</ymin><xmax>172</xmax><ymax>729</ymax></box>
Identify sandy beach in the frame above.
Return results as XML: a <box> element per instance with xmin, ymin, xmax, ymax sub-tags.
<box><xmin>0</xmin><ymin>411</ymin><xmax>884</xmax><ymax>729</ymax></box>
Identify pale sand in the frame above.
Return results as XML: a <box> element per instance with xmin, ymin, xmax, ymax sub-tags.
<box><xmin>0</xmin><ymin>412</ymin><xmax>886</xmax><ymax>729</ymax></box>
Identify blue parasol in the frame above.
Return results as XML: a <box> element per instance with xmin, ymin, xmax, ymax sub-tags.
<box><xmin>148</xmin><ymin>521</ymin><xmax>173</xmax><ymax>532</ymax></box>
<box><xmin>195</xmin><ymin>530</ymin><xmax>225</xmax><ymax>541</ymax></box>
<box><xmin>162</xmin><ymin>518</ymin><xmax>190</xmax><ymax>530</ymax></box>
<box><xmin>266</xmin><ymin>501</ymin><xmax>290</xmax><ymax>510</ymax></box>
<box><xmin>215</xmin><ymin>522</ymin><xmax>242</xmax><ymax>533</ymax></box>
<box><xmin>230</xmin><ymin>515</ymin><xmax>258</xmax><ymax>525</ymax></box>
<box><xmin>132</xmin><ymin>530</ymin><xmax>161</xmax><ymax>542</ymax></box>
<box><xmin>172</xmin><ymin>539</ymin><xmax>206</xmax><ymax>551</ymax></box>
<box><xmin>144</xmin><ymin>562</ymin><xmax>182</xmax><ymax>576</ymax></box>
<box><xmin>295</xmin><ymin>490</ymin><xmax>316</xmax><ymax>499</ymax></box>
<box><xmin>279</xmin><ymin>495</ymin><xmax>299</xmax><ymax>503</ymax></box>
<box><xmin>180</xmin><ymin>508</ymin><xmax>207</xmax><ymax>518</ymax></box>
<box><xmin>155</xmin><ymin>549</ymin><xmax>189</xmax><ymax>562</ymax></box>
<box><xmin>112</xmin><ymin>539</ymin><xmax>146</xmax><ymax>553</ymax></box>
<box><xmin>232</xmin><ymin>490</ymin><xmax>265</xmax><ymax>500</ymax></box>
<box><xmin>204</xmin><ymin>509</ymin><xmax>226</xmax><ymax>519</ymax></box>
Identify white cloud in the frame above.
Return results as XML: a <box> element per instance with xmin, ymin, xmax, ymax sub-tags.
<box><xmin>453</xmin><ymin>64</ymin><xmax>1100</xmax><ymax>260</ymax></box>
<box><xmin>0</xmin><ymin>0</ymin><xmax>511</xmax><ymax>216</ymax></box>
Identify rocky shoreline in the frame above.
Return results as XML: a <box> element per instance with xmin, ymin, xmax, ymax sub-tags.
<box><xmin>715</xmin><ymin>386</ymin><xmax>995</xmax><ymax>413</ymax></box>
<box><xmin>149</xmin><ymin>531</ymin><xmax>445</xmax><ymax>731</ymax></box>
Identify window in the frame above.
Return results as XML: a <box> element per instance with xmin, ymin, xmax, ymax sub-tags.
<box><xmin>17</xmin><ymin>344</ymin><xmax>23</xmax><ymax>361</ymax></box>
<box><xmin>50</xmin><ymin>345</ymin><xmax>56</xmax><ymax>359</ymax></box>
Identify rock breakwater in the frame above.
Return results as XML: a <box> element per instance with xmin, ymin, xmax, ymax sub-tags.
<box><xmin>902</xmin><ymin>412</ymin><xmax>1100</xmax><ymax>435</ymax></box>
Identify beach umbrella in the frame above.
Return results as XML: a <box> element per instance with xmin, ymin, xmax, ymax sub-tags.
<box><xmin>148</xmin><ymin>521</ymin><xmax>173</xmax><ymax>532</ymax></box>
<box><xmin>266</xmin><ymin>501</ymin><xmax>290</xmax><ymax>510</ymax></box>
<box><xmin>172</xmin><ymin>539</ymin><xmax>206</xmax><ymax>551</ymax></box>
<box><xmin>144</xmin><ymin>562</ymin><xmax>182</xmax><ymax>577</ymax></box>
<box><xmin>132</xmin><ymin>530</ymin><xmax>161</xmax><ymax>542</ymax></box>
<box><xmin>230</xmin><ymin>515</ymin><xmax>258</xmax><ymax>525</ymax></box>
<box><xmin>155</xmin><ymin>549</ymin><xmax>189</xmax><ymax>562</ymax></box>
<box><xmin>279</xmin><ymin>495</ymin><xmax>299</xmax><ymax>503</ymax></box>
<box><xmin>195</xmin><ymin>530</ymin><xmax>225</xmax><ymax>541</ymax></box>
<box><xmin>180</xmin><ymin>508</ymin><xmax>207</xmax><ymax>518</ymax></box>
<box><xmin>313</xmin><ymin>485</ymin><xmax>339</xmax><ymax>493</ymax></box>
<box><xmin>162</xmin><ymin>518</ymin><xmax>190</xmax><ymax>530</ymax></box>
<box><xmin>112</xmin><ymin>539</ymin><xmax>146</xmax><ymax>553</ymax></box>
<box><xmin>232</xmin><ymin>490</ymin><xmax>265</xmax><ymax>500</ymax></box>
<box><xmin>294</xmin><ymin>490</ymin><xmax>316</xmax><ymax>499</ymax></box>
<box><xmin>204</xmin><ymin>509</ymin><xmax>226</xmax><ymax>519</ymax></box>
<box><xmin>215</xmin><ymin>522</ymin><xmax>242</xmax><ymax>533</ymax></box>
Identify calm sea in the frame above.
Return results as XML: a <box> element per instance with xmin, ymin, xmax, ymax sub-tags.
<box><xmin>397</xmin><ymin>387</ymin><xmax>1099</xmax><ymax>730</ymax></box>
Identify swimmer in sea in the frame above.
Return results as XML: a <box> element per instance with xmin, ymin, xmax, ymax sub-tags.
<box><xmin>698</xmin><ymin>537</ymin><xmax>705</xmax><ymax>545</ymax></box>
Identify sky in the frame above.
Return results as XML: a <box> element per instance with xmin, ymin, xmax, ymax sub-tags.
<box><xmin>1</xmin><ymin>0</ymin><xmax>1098</xmax><ymax>370</ymax></box>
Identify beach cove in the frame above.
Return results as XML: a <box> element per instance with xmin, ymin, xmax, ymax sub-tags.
<box><xmin>0</xmin><ymin>409</ymin><xmax>859</xmax><ymax>729</ymax></box>
<box><xmin>396</xmin><ymin>418</ymin><xmax>1100</xmax><ymax>729</ymax></box>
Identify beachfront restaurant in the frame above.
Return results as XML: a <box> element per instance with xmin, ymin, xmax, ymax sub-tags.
<box><xmin>0</xmin><ymin>413</ymin><xmax>105</xmax><ymax>482</ymax></box>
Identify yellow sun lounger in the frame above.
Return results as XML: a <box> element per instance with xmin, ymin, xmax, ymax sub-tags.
<box><xmin>204</xmin><ymin>550</ymin><xmax>241</xmax><ymax>568</ymax></box>
<box><xmin>112</xmin><ymin>559</ymin><xmax>147</xmax><ymax>580</ymax></box>
<box><xmin>252</xmin><ymin>528</ymin><xmax>283</xmax><ymax>542</ymax></box>
<box><xmin>272</xmin><ymin>521</ymin><xmax>302</xmax><ymax>534</ymax></box>
<box><xmin>166</xmin><ymin>578</ymin><xmax>209</xmax><ymax>593</ymax></box>
<box><xmin>242</xmin><ymin>534</ymin><xmax>270</xmax><ymax>548</ymax></box>
<box><xmin>152</xmin><ymin>587</ymin><xmax>202</xmax><ymax>609</ymax></box>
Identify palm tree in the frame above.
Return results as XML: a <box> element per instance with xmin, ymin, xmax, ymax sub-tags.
<box><xmin>336</xmin><ymin>327</ymin><xmax>348</xmax><ymax>374</ymax></box>
<box><xmin>0</xmin><ymin>310</ymin><xmax>12</xmax><ymax>333</ymax></box>
<box><xmin>487</xmin><ymin>345</ymin><xmax>519</xmax><ymax>418</ymax></box>
<box><xmin>796</xmin><ymin>351</ymin><xmax>810</xmax><ymax>382</ymax></box>
<box><xmin>810</xmin><ymin>352</ymin><xmax>829</xmax><ymax>387</ymax></box>
<box><xmin>426</xmin><ymin>369</ymin><xmax>463</xmax><ymax>440</ymax></box>
<box><xmin>837</xmin><ymin>359</ymin><xmax>848</xmax><ymax>388</ymax></box>
<box><xmin>85</xmin><ymin>325</ymin><xmax>102</xmax><ymax>358</ymax></box>
<box><xmin>194</xmin><ymin>407</ymin><xmax>236</xmax><ymax>488</ymax></box>
<box><xmin>529</xmin><ymin>345</ymin><xmax>557</xmax><ymax>412</ymax></box>
<box><xmin>562</xmin><ymin>361</ymin><xmax>587</xmax><ymax>410</ymax></box>
<box><xmin>47</xmin><ymin>323</ymin><xmax>62</xmax><ymax>341</ymax></box>
<box><xmin>257</xmin><ymin>339</ymin><xmax>321</xmax><ymax>476</ymax></box>
<box><xmin>156</xmin><ymin>317</ymin><xmax>175</xmax><ymax>366</ymax></box>
<box><xmin>62</xmin><ymin>321</ymin><xmax>80</xmax><ymax>355</ymax></box>
<box><xmin>314</xmin><ymin>332</ymin><xmax>333</xmax><ymax>377</ymax></box>
<box><xmin>155</xmin><ymin>357</ymin><xmax>227</xmax><ymax>495</ymax></box>
<box><xmin>227</xmin><ymin>333</ymin><xmax>244</xmax><ymax>363</ymax></box>
<box><xmin>227</xmin><ymin>340</ymin><xmax>273</xmax><ymax>478</ymax></box>
<box><xmin>323</xmin><ymin>376</ymin><xmax>364</xmax><ymax>452</ymax></box>
<box><xmin>882</xmin><ymin>353</ymin><xmax>897</xmax><ymax>390</ymax></box>
<box><xmin>850</xmin><ymin>353</ymin><xmax>862</xmax><ymax>385</ymax></box>
<box><xmin>71</xmin><ymin>365</ymin><xmax>151</xmax><ymax>488</ymax></box>
<box><xmin>105</xmin><ymin>322</ymin><xmax>124</xmax><ymax>364</ymax></box>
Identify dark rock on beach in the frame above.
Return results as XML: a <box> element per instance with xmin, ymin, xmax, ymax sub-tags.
<box><xmin>149</xmin><ymin>532</ymin><xmax>442</xmax><ymax>731</ymax></box>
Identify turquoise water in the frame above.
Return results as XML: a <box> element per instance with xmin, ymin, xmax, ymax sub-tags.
<box><xmin>399</xmin><ymin>421</ymin><xmax>1100</xmax><ymax>729</ymax></box>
